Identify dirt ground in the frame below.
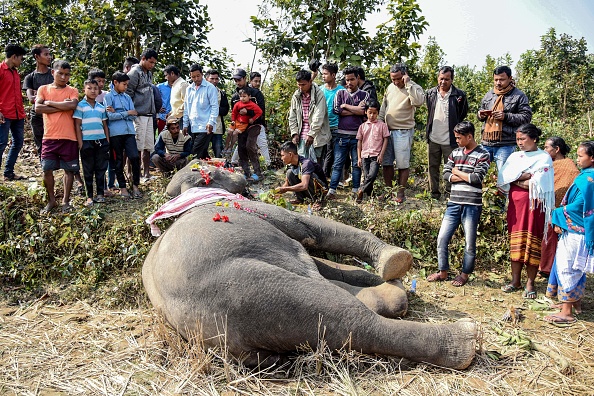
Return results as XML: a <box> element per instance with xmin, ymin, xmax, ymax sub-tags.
<box><xmin>1</xmin><ymin>136</ymin><xmax>593</xmax><ymax>395</ymax></box>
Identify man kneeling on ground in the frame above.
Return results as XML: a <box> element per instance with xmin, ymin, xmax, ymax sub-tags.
<box><xmin>151</xmin><ymin>117</ymin><xmax>192</xmax><ymax>174</ymax></box>
<box><xmin>276</xmin><ymin>141</ymin><xmax>327</xmax><ymax>204</ymax></box>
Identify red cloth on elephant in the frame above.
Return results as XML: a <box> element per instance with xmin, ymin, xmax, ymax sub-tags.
<box><xmin>146</xmin><ymin>187</ymin><xmax>247</xmax><ymax>236</ymax></box>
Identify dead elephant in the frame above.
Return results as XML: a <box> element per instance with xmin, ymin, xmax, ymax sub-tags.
<box><xmin>143</xmin><ymin>194</ymin><xmax>477</xmax><ymax>370</ymax></box>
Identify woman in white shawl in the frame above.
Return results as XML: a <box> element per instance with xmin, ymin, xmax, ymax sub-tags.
<box><xmin>497</xmin><ymin>124</ymin><xmax>554</xmax><ymax>298</ymax></box>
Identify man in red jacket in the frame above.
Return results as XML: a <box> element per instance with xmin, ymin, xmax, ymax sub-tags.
<box><xmin>0</xmin><ymin>44</ymin><xmax>27</xmax><ymax>181</ymax></box>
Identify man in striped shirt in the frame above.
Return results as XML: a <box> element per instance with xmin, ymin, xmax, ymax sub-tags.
<box><xmin>427</xmin><ymin>121</ymin><xmax>490</xmax><ymax>287</ymax></box>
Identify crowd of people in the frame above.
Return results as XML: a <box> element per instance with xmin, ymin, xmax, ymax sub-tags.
<box><xmin>0</xmin><ymin>43</ymin><xmax>593</xmax><ymax>327</ymax></box>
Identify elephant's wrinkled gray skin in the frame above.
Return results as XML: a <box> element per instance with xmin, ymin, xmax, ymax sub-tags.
<box><xmin>166</xmin><ymin>159</ymin><xmax>247</xmax><ymax>197</ymax></box>
<box><xmin>143</xmin><ymin>198</ymin><xmax>477</xmax><ymax>370</ymax></box>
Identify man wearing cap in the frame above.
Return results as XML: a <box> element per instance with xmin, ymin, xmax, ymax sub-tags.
<box><xmin>151</xmin><ymin>117</ymin><xmax>192</xmax><ymax>174</ymax></box>
<box><xmin>231</xmin><ymin>68</ymin><xmax>265</xmax><ymax>180</ymax></box>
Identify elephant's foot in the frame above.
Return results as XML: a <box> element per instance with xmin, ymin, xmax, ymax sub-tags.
<box><xmin>428</xmin><ymin>319</ymin><xmax>477</xmax><ymax>370</ymax></box>
<box><xmin>376</xmin><ymin>246</ymin><xmax>413</xmax><ymax>281</ymax></box>
<box><xmin>355</xmin><ymin>280</ymin><xmax>408</xmax><ymax>318</ymax></box>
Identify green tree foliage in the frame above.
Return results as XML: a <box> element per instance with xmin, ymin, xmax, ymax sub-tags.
<box><xmin>372</xmin><ymin>0</ymin><xmax>428</xmax><ymax>68</ymax></box>
<box><xmin>517</xmin><ymin>28</ymin><xmax>594</xmax><ymax>134</ymax></box>
<box><xmin>250</xmin><ymin>0</ymin><xmax>383</xmax><ymax>66</ymax></box>
<box><xmin>0</xmin><ymin>0</ymin><xmax>227</xmax><ymax>84</ymax></box>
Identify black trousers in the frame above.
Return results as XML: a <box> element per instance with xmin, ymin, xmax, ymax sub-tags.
<box><xmin>191</xmin><ymin>133</ymin><xmax>212</xmax><ymax>159</ymax></box>
<box><xmin>110</xmin><ymin>134</ymin><xmax>140</xmax><ymax>189</ymax></box>
<box><xmin>286</xmin><ymin>168</ymin><xmax>327</xmax><ymax>201</ymax></box>
<box><xmin>238</xmin><ymin>125</ymin><xmax>261</xmax><ymax>177</ymax></box>
<box><xmin>80</xmin><ymin>139</ymin><xmax>110</xmax><ymax>197</ymax></box>
<box><xmin>360</xmin><ymin>156</ymin><xmax>380</xmax><ymax>195</ymax></box>
<box><xmin>30</xmin><ymin>114</ymin><xmax>44</xmax><ymax>157</ymax></box>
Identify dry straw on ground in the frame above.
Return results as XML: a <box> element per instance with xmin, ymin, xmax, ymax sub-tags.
<box><xmin>1</xmin><ymin>286</ymin><xmax>593</xmax><ymax>396</ymax></box>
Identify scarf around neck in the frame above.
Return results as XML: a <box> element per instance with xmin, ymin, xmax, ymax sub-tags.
<box><xmin>483</xmin><ymin>82</ymin><xmax>515</xmax><ymax>142</ymax></box>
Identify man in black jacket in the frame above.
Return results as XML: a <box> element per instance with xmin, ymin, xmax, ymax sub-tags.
<box><xmin>425</xmin><ymin>66</ymin><xmax>468</xmax><ymax>199</ymax></box>
<box><xmin>206</xmin><ymin>69</ymin><xmax>229</xmax><ymax>158</ymax></box>
<box><xmin>477</xmin><ymin>65</ymin><xmax>532</xmax><ymax>170</ymax></box>
<box><xmin>231</xmin><ymin>68</ymin><xmax>265</xmax><ymax>180</ymax></box>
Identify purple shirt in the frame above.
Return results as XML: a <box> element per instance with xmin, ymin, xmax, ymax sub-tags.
<box><xmin>333</xmin><ymin>89</ymin><xmax>369</xmax><ymax>135</ymax></box>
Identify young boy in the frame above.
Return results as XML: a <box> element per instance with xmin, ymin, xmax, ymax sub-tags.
<box><xmin>356</xmin><ymin>99</ymin><xmax>390</xmax><ymax>203</ymax></box>
<box><xmin>88</xmin><ymin>68</ymin><xmax>108</xmax><ymax>103</ymax></box>
<box><xmin>223</xmin><ymin>89</ymin><xmax>262</xmax><ymax>154</ymax></box>
<box><xmin>104</xmin><ymin>72</ymin><xmax>142</xmax><ymax>199</ymax></box>
<box><xmin>35</xmin><ymin>60</ymin><xmax>80</xmax><ymax>213</ymax></box>
<box><xmin>427</xmin><ymin>121</ymin><xmax>491</xmax><ymax>286</ymax></box>
<box><xmin>73</xmin><ymin>79</ymin><xmax>110</xmax><ymax>206</ymax></box>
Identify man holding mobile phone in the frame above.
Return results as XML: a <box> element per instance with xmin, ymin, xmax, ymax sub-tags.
<box><xmin>478</xmin><ymin>66</ymin><xmax>532</xmax><ymax>170</ymax></box>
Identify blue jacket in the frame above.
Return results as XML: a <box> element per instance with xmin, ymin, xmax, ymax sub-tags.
<box><xmin>183</xmin><ymin>79</ymin><xmax>219</xmax><ymax>133</ymax></box>
<box><xmin>104</xmin><ymin>91</ymin><xmax>136</xmax><ymax>137</ymax></box>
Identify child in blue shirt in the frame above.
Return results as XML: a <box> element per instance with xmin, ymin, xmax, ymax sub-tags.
<box><xmin>74</xmin><ymin>79</ymin><xmax>110</xmax><ymax>206</ymax></box>
<box><xmin>104</xmin><ymin>72</ymin><xmax>142</xmax><ymax>199</ymax></box>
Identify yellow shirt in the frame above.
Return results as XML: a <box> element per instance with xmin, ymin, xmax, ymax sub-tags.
<box><xmin>379</xmin><ymin>81</ymin><xmax>424</xmax><ymax>130</ymax></box>
<box><xmin>170</xmin><ymin>77</ymin><xmax>189</xmax><ymax>119</ymax></box>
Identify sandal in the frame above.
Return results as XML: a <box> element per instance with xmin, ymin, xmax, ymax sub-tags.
<box><xmin>501</xmin><ymin>284</ymin><xmax>522</xmax><ymax>293</ymax></box>
<box><xmin>120</xmin><ymin>192</ymin><xmax>131</xmax><ymax>199</ymax></box>
<box><xmin>522</xmin><ymin>289</ymin><xmax>537</xmax><ymax>299</ymax></box>
<box><xmin>94</xmin><ymin>196</ymin><xmax>106</xmax><ymax>203</ymax></box>
<box><xmin>543</xmin><ymin>314</ymin><xmax>577</xmax><ymax>327</ymax></box>
<box><xmin>427</xmin><ymin>272</ymin><xmax>448</xmax><ymax>282</ymax></box>
<box><xmin>451</xmin><ymin>274</ymin><xmax>469</xmax><ymax>287</ymax></box>
<box><xmin>61</xmin><ymin>204</ymin><xmax>73</xmax><ymax>213</ymax></box>
<box><xmin>133</xmin><ymin>191</ymin><xmax>143</xmax><ymax>199</ymax></box>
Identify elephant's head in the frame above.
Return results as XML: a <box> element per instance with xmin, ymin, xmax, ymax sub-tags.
<box><xmin>166</xmin><ymin>159</ymin><xmax>247</xmax><ymax>197</ymax></box>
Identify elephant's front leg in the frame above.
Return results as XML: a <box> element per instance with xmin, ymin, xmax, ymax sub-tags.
<box><xmin>241</xmin><ymin>201</ymin><xmax>412</xmax><ymax>280</ymax></box>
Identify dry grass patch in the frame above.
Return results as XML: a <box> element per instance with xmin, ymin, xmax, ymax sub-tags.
<box><xmin>1</xmin><ymin>288</ymin><xmax>593</xmax><ymax>395</ymax></box>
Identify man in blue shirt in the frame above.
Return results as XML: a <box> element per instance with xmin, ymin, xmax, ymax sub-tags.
<box><xmin>182</xmin><ymin>64</ymin><xmax>219</xmax><ymax>159</ymax></box>
<box><xmin>157</xmin><ymin>65</ymin><xmax>176</xmax><ymax>132</ymax></box>
<box><xmin>320</xmin><ymin>62</ymin><xmax>345</xmax><ymax>177</ymax></box>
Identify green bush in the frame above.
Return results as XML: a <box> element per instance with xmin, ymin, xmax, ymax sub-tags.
<box><xmin>0</xmin><ymin>183</ymin><xmax>167</xmax><ymax>287</ymax></box>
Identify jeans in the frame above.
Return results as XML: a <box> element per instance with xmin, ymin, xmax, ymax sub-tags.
<box><xmin>329</xmin><ymin>134</ymin><xmax>360</xmax><ymax>191</ymax></box>
<box><xmin>0</xmin><ymin>118</ymin><xmax>25</xmax><ymax>177</ymax></box>
<box><xmin>484</xmin><ymin>145</ymin><xmax>515</xmax><ymax>170</ymax></box>
<box><xmin>437</xmin><ymin>202</ymin><xmax>482</xmax><ymax>274</ymax></box>
<box><xmin>360</xmin><ymin>156</ymin><xmax>380</xmax><ymax>195</ymax></box>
